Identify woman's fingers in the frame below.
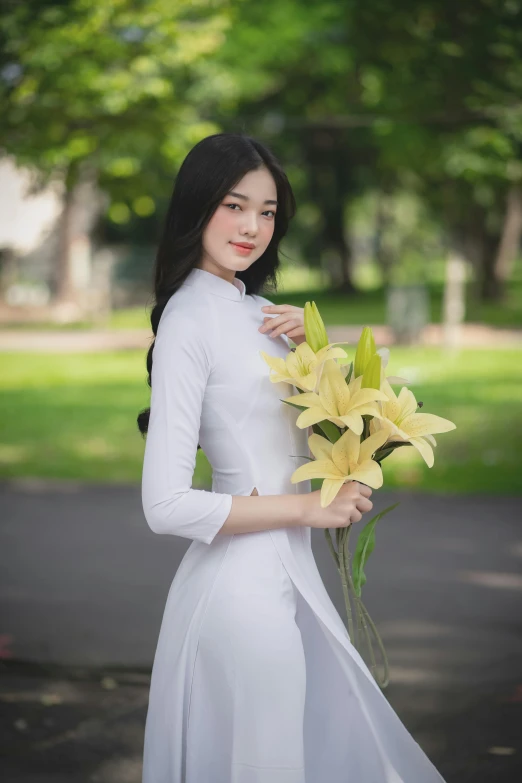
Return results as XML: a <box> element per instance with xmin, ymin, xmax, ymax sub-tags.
<box><xmin>259</xmin><ymin>315</ymin><xmax>301</xmax><ymax>338</ymax></box>
<box><xmin>356</xmin><ymin>483</ymin><xmax>373</xmax><ymax>499</ymax></box>
<box><xmin>356</xmin><ymin>497</ymin><xmax>373</xmax><ymax>514</ymax></box>
<box><xmin>261</xmin><ymin>304</ymin><xmax>302</xmax><ymax>314</ymax></box>
<box><xmin>260</xmin><ymin>313</ymin><xmax>296</xmax><ymax>328</ymax></box>
<box><xmin>350</xmin><ymin>509</ymin><xmax>363</xmax><ymax>524</ymax></box>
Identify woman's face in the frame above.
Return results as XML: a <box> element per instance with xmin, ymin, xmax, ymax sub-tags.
<box><xmin>200</xmin><ymin>166</ymin><xmax>278</xmax><ymax>279</ymax></box>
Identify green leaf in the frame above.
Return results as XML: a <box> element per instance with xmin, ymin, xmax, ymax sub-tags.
<box><xmin>344</xmin><ymin>361</ymin><xmax>353</xmax><ymax>385</ymax></box>
<box><xmin>374</xmin><ymin>442</ymin><xmax>412</xmax><ymax>462</ymax></box>
<box><xmin>352</xmin><ymin>502</ymin><xmax>400</xmax><ymax>597</ymax></box>
<box><xmin>316</xmin><ymin>419</ymin><xmax>342</xmax><ymax>442</ymax></box>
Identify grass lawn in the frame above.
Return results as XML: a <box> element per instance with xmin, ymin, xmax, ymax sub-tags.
<box><xmin>3</xmin><ymin>279</ymin><xmax>522</xmax><ymax>332</ymax></box>
<box><xmin>0</xmin><ymin>347</ymin><xmax>520</xmax><ymax>495</ymax></box>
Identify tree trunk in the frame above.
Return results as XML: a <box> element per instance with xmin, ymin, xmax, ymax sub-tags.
<box><xmin>322</xmin><ymin>204</ymin><xmax>355</xmax><ymax>293</ymax></box>
<box><xmin>479</xmin><ymin>234</ymin><xmax>503</xmax><ymax>302</ymax></box>
<box><xmin>453</xmin><ymin>220</ymin><xmax>499</xmax><ymax>304</ymax></box>
<box><xmin>493</xmin><ymin>184</ymin><xmax>522</xmax><ymax>300</ymax></box>
<box><xmin>52</xmin><ymin>164</ymin><xmax>104</xmax><ymax>322</ymax></box>
<box><xmin>54</xmin><ymin>165</ymin><xmax>78</xmax><ymax>306</ymax></box>
<box><xmin>302</xmin><ymin>129</ymin><xmax>356</xmax><ymax>293</ymax></box>
<box><xmin>442</xmin><ymin>251</ymin><xmax>466</xmax><ymax>349</ymax></box>
<box><xmin>374</xmin><ymin>192</ymin><xmax>394</xmax><ymax>287</ymax></box>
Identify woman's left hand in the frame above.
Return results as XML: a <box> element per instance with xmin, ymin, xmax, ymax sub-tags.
<box><xmin>259</xmin><ymin>304</ymin><xmax>307</xmax><ymax>345</ymax></box>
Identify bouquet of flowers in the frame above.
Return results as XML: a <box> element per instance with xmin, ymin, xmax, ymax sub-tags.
<box><xmin>260</xmin><ymin>302</ymin><xmax>456</xmax><ymax>688</ymax></box>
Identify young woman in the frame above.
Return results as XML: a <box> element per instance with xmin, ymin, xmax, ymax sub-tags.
<box><xmin>138</xmin><ymin>133</ymin><xmax>446</xmax><ymax>782</ymax></box>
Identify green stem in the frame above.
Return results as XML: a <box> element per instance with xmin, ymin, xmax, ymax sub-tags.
<box><xmin>342</xmin><ymin>536</ymin><xmax>390</xmax><ymax>689</ymax></box>
<box><xmin>324</xmin><ymin>522</ymin><xmax>390</xmax><ymax>688</ymax></box>
<box><xmin>359</xmin><ymin>598</ymin><xmax>378</xmax><ymax>679</ymax></box>
<box><xmin>354</xmin><ymin>587</ymin><xmax>364</xmax><ymax>650</ymax></box>
<box><xmin>357</xmin><ymin>597</ymin><xmax>390</xmax><ymax>688</ymax></box>
<box><xmin>338</xmin><ymin>529</ymin><xmax>355</xmax><ymax>644</ymax></box>
<box><xmin>324</xmin><ymin>528</ymin><xmax>339</xmax><ymax>569</ymax></box>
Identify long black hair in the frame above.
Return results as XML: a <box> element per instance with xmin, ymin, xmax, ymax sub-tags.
<box><xmin>137</xmin><ymin>132</ymin><xmax>297</xmax><ymax>436</ymax></box>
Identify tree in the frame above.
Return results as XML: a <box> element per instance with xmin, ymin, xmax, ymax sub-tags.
<box><xmin>0</xmin><ymin>0</ymin><xmax>233</xmax><ymax>308</ymax></box>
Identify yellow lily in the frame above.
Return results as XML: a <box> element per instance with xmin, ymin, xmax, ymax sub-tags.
<box><xmin>371</xmin><ymin>379</ymin><xmax>456</xmax><ymax>467</ymax></box>
<box><xmin>283</xmin><ymin>359</ymin><xmax>388</xmax><ymax>435</ymax></box>
<box><xmin>290</xmin><ymin>428</ymin><xmax>391</xmax><ymax>507</ymax></box>
<box><xmin>260</xmin><ymin>341</ymin><xmax>347</xmax><ymax>392</ymax></box>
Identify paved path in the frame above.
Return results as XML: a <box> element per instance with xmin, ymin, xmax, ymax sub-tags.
<box><xmin>1</xmin><ymin>482</ymin><xmax>521</xmax><ymax>781</ymax></box>
<box><xmin>1</xmin><ymin>322</ymin><xmax>521</xmax><ymax>351</ymax></box>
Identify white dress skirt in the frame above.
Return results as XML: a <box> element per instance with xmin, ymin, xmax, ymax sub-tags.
<box><xmin>140</xmin><ymin>266</ymin><xmax>447</xmax><ymax>783</ymax></box>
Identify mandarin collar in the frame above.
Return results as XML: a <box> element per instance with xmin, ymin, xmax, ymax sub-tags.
<box><xmin>183</xmin><ymin>266</ymin><xmax>246</xmax><ymax>302</ymax></box>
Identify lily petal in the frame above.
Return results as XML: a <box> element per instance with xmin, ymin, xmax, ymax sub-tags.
<box><xmin>296</xmin><ymin>406</ymin><xmax>330</xmax><ymax>428</ymax></box>
<box><xmin>295</xmin><ymin>341</ymin><xmax>318</xmax><ymax>365</ymax></box>
<box><xmin>381</xmin><ymin>377</ymin><xmax>397</xmax><ymax>401</ymax></box>
<box><xmin>317</xmin><ymin>364</ymin><xmax>341</xmax><ymax>417</ymax></box>
<box><xmin>321</xmin><ymin>478</ymin><xmax>346</xmax><ymax>508</ymax></box>
<box><xmin>316</xmin><ymin>345</ymin><xmax>348</xmax><ymax>363</ymax></box>
<box><xmin>401</xmin><ymin>412</ymin><xmax>456</xmax><ymax>438</ymax></box>
<box><xmin>409</xmin><ymin>436</ymin><xmax>434</xmax><ymax>467</ymax></box>
<box><xmin>337</xmin><ymin>411</ymin><xmax>364</xmax><ymax>435</ymax></box>
<box><xmin>308</xmin><ymin>433</ymin><xmax>334</xmax><ymax>461</ymax></box>
<box><xmin>260</xmin><ymin>351</ymin><xmax>287</xmax><ymax>375</ymax></box>
<box><xmin>269</xmin><ymin>372</ymin><xmax>296</xmax><ymax>386</ymax></box>
<box><xmin>382</xmin><ymin>398</ymin><xmax>402</xmax><ymax>422</ymax></box>
<box><xmin>331</xmin><ymin>428</ymin><xmax>360</xmax><ymax>474</ymax></box>
<box><xmin>353</xmin><ymin>403</ymin><xmax>383</xmax><ymax>418</ymax></box>
<box><xmin>359</xmin><ymin>428</ymin><xmax>391</xmax><ymax>463</ymax></box>
<box><xmin>348</xmin><ymin>459</ymin><xmax>384</xmax><ymax>489</ymax></box>
<box><xmin>285</xmin><ymin>351</ymin><xmax>304</xmax><ymax>379</ymax></box>
<box><xmin>397</xmin><ymin>387</ymin><xmax>418</xmax><ymax>419</ymax></box>
<box><xmin>326</xmin><ymin>362</ymin><xmax>352</xmax><ymax>414</ymax></box>
<box><xmin>350</xmin><ymin>387</ymin><xmax>388</xmax><ymax>407</ymax></box>
<box><xmin>283</xmin><ymin>392</ymin><xmax>321</xmax><ymax>408</ymax></box>
<box><xmin>291</xmin><ymin>459</ymin><xmax>344</xmax><ymax>483</ymax></box>
<box><xmin>299</xmin><ymin>373</ymin><xmax>319</xmax><ymax>391</ymax></box>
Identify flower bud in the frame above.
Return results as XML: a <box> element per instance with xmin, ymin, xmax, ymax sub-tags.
<box><xmin>304</xmin><ymin>301</ymin><xmax>329</xmax><ymax>352</ymax></box>
<box><xmin>354</xmin><ymin>326</ymin><xmax>376</xmax><ymax>378</ymax></box>
<box><xmin>361</xmin><ymin>353</ymin><xmax>382</xmax><ymax>390</ymax></box>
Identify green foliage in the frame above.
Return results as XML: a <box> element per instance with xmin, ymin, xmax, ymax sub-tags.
<box><xmin>2</xmin><ymin>0</ymin><xmax>522</xmax><ymax>294</ymax></box>
<box><xmin>0</xmin><ymin>0</ymin><xmax>233</xmax><ymax>202</ymax></box>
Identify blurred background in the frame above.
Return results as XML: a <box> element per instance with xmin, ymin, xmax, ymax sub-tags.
<box><xmin>0</xmin><ymin>2</ymin><xmax>521</xmax><ymax>782</ymax></box>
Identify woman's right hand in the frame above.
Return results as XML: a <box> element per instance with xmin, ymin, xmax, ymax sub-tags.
<box><xmin>301</xmin><ymin>482</ymin><xmax>373</xmax><ymax>529</ymax></box>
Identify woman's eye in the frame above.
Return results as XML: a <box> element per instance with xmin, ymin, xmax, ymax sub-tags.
<box><xmin>225</xmin><ymin>203</ymin><xmax>275</xmax><ymax>218</ymax></box>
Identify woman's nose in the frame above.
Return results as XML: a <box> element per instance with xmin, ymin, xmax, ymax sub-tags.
<box><xmin>241</xmin><ymin>212</ymin><xmax>258</xmax><ymax>234</ymax></box>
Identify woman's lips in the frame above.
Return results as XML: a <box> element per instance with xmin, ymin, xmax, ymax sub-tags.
<box><xmin>230</xmin><ymin>242</ymin><xmax>254</xmax><ymax>255</ymax></box>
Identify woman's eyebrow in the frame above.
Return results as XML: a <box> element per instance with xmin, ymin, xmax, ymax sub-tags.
<box><xmin>227</xmin><ymin>190</ymin><xmax>278</xmax><ymax>206</ymax></box>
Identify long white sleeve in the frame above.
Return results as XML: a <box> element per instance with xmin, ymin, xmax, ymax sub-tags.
<box><xmin>141</xmin><ymin>306</ymin><xmax>233</xmax><ymax>545</ymax></box>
